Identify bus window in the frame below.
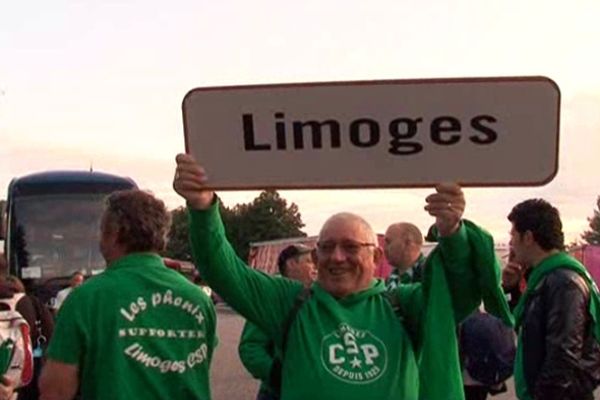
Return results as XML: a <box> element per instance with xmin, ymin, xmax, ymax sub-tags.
<box><xmin>13</xmin><ymin>193</ymin><xmax>107</xmax><ymax>280</ymax></box>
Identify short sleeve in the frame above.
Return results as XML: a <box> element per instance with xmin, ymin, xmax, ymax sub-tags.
<box><xmin>45</xmin><ymin>290</ymin><xmax>86</xmax><ymax>365</ymax></box>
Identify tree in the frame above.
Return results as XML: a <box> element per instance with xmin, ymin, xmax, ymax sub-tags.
<box><xmin>581</xmin><ymin>196</ymin><xmax>600</xmax><ymax>245</ymax></box>
<box><xmin>164</xmin><ymin>206</ymin><xmax>192</xmax><ymax>260</ymax></box>
<box><xmin>222</xmin><ymin>190</ymin><xmax>306</xmax><ymax>260</ymax></box>
<box><xmin>165</xmin><ymin>190</ymin><xmax>306</xmax><ymax>262</ymax></box>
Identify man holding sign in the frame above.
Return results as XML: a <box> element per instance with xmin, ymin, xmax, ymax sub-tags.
<box><xmin>174</xmin><ymin>153</ymin><xmax>512</xmax><ymax>400</ymax></box>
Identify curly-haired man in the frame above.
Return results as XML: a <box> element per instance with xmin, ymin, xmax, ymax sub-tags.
<box><xmin>40</xmin><ymin>190</ymin><xmax>217</xmax><ymax>400</ymax></box>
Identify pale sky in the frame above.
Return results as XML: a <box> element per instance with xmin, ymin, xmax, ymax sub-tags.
<box><xmin>2</xmin><ymin>0</ymin><xmax>599</xmax><ymax>245</ymax></box>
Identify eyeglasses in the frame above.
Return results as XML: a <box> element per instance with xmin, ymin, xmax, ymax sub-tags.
<box><xmin>316</xmin><ymin>240</ymin><xmax>376</xmax><ymax>256</ymax></box>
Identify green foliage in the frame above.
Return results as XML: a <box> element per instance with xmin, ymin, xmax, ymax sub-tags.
<box><xmin>222</xmin><ymin>190</ymin><xmax>306</xmax><ymax>260</ymax></box>
<box><xmin>164</xmin><ymin>206</ymin><xmax>192</xmax><ymax>260</ymax></box>
<box><xmin>165</xmin><ymin>190</ymin><xmax>306</xmax><ymax>262</ymax></box>
<box><xmin>581</xmin><ymin>196</ymin><xmax>600</xmax><ymax>245</ymax></box>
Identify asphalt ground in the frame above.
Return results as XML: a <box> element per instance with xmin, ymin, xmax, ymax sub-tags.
<box><xmin>211</xmin><ymin>306</ymin><xmax>259</xmax><ymax>400</ymax></box>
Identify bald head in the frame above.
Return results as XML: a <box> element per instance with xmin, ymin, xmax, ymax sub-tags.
<box><xmin>384</xmin><ymin>222</ymin><xmax>423</xmax><ymax>273</ymax></box>
<box><xmin>386</xmin><ymin>223</ymin><xmax>423</xmax><ymax>246</ymax></box>
<box><xmin>319</xmin><ymin>213</ymin><xmax>377</xmax><ymax>244</ymax></box>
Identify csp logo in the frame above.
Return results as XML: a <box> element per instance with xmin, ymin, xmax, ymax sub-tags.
<box><xmin>320</xmin><ymin>323</ymin><xmax>387</xmax><ymax>384</ymax></box>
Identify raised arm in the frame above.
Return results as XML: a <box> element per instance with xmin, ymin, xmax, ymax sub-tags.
<box><xmin>393</xmin><ymin>183</ymin><xmax>473</xmax><ymax>342</ymax></box>
<box><xmin>173</xmin><ymin>153</ymin><xmax>301</xmax><ymax>338</ymax></box>
<box><xmin>423</xmin><ymin>183</ymin><xmax>479</xmax><ymax>321</ymax></box>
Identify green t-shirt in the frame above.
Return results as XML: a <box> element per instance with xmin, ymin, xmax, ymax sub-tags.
<box><xmin>189</xmin><ymin>204</ymin><xmax>480</xmax><ymax>400</ymax></box>
<box><xmin>47</xmin><ymin>253</ymin><xmax>217</xmax><ymax>400</ymax></box>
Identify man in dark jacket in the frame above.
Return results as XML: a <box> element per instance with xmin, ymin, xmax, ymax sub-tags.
<box><xmin>503</xmin><ymin>199</ymin><xmax>600</xmax><ymax>400</ymax></box>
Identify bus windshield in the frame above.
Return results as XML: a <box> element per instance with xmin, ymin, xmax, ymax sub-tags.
<box><xmin>12</xmin><ymin>193</ymin><xmax>108</xmax><ymax>281</ymax></box>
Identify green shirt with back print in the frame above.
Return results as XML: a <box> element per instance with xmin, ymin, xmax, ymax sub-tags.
<box><xmin>46</xmin><ymin>253</ymin><xmax>217</xmax><ymax>400</ymax></box>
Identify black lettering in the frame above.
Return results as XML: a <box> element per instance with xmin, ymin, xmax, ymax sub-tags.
<box><xmin>349</xmin><ymin>118</ymin><xmax>379</xmax><ymax>148</ymax></box>
<box><xmin>388</xmin><ymin>117</ymin><xmax>423</xmax><ymax>155</ymax></box>
<box><xmin>431</xmin><ymin>116</ymin><xmax>461</xmax><ymax>145</ymax></box>
<box><xmin>470</xmin><ymin>115</ymin><xmax>498</xmax><ymax>144</ymax></box>
<box><xmin>292</xmin><ymin>120</ymin><xmax>341</xmax><ymax>149</ymax></box>
<box><xmin>243</xmin><ymin>114</ymin><xmax>271</xmax><ymax>151</ymax></box>
<box><xmin>275</xmin><ymin>113</ymin><xmax>286</xmax><ymax>150</ymax></box>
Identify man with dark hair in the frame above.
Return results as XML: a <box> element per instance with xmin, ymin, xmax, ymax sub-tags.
<box><xmin>503</xmin><ymin>198</ymin><xmax>600</xmax><ymax>400</ymax></box>
<box><xmin>39</xmin><ymin>190</ymin><xmax>217</xmax><ymax>400</ymax></box>
<box><xmin>239</xmin><ymin>244</ymin><xmax>316</xmax><ymax>400</ymax></box>
<box><xmin>383</xmin><ymin>222</ymin><xmax>425</xmax><ymax>290</ymax></box>
<box><xmin>276</xmin><ymin>244</ymin><xmax>316</xmax><ymax>284</ymax></box>
<box><xmin>174</xmin><ymin>153</ymin><xmax>512</xmax><ymax>400</ymax></box>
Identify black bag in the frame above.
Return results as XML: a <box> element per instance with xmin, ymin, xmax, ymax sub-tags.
<box><xmin>269</xmin><ymin>288</ymin><xmax>312</xmax><ymax>396</ymax></box>
<box><xmin>459</xmin><ymin>310</ymin><xmax>516</xmax><ymax>386</ymax></box>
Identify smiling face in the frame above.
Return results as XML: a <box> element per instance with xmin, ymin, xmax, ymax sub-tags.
<box><xmin>316</xmin><ymin>213</ymin><xmax>380</xmax><ymax>298</ymax></box>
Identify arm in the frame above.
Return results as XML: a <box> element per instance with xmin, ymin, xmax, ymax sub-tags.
<box><xmin>174</xmin><ymin>153</ymin><xmax>301</xmax><ymax>339</ymax></box>
<box><xmin>425</xmin><ymin>184</ymin><xmax>511</xmax><ymax>323</ymax></box>
<box><xmin>423</xmin><ymin>183</ymin><xmax>478</xmax><ymax>321</ymax></box>
<box><xmin>533</xmin><ymin>272</ymin><xmax>590</xmax><ymax>400</ymax></box>
<box><xmin>238</xmin><ymin>321</ymin><xmax>276</xmax><ymax>382</ymax></box>
<box><xmin>436</xmin><ymin>223</ymin><xmax>479</xmax><ymax>322</ymax></box>
<box><xmin>40</xmin><ymin>291</ymin><xmax>84</xmax><ymax>400</ymax></box>
<box><xmin>188</xmin><ymin>205</ymin><xmax>301</xmax><ymax>339</ymax></box>
<box><xmin>38</xmin><ymin>360</ymin><xmax>78</xmax><ymax>400</ymax></box>
<box><xmin>502</xmin><ymin>261</ymin><xmax>525</xmax><ymax>310</ymax></box>
<box><xmin>394</xmin><ymin>183</ymin><xmax>471</xmax><ymax>346</ymax></box>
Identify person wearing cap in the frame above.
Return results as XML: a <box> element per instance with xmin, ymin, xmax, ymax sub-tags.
<box><xmin>174</xmin><ymin>154</ymin><xmax>512</xmax><ymax>400</ymax></box>
<box><xmin>383</xmin><ymin>223</ymin><xmax>425</xmax><ymax>291</ymax></box>
<box><xmin>238</xmin><ymin>244</ymin><xmax>316</xmax><ymax>400</ymax></box>
<box><xmin>275</xmin><ymin>244</ymin><xmax>317</xmax><ymax>286</ymax></box>
<box><xmin>39</xmin><ymin>190</ymin><xmax>217</xmax><ymax>400</ymax></box>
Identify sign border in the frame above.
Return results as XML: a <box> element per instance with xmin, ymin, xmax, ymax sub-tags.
<box><xmin>182</xmin><ymin>76</ymin><xmax>560</xmax><ymax>190</ymax></box>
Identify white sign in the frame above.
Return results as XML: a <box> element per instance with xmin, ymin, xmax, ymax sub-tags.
<box><xmin>182</xmin><ymin>77</ymin><xmax>560</xmax><ymax>189</ymax></box>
